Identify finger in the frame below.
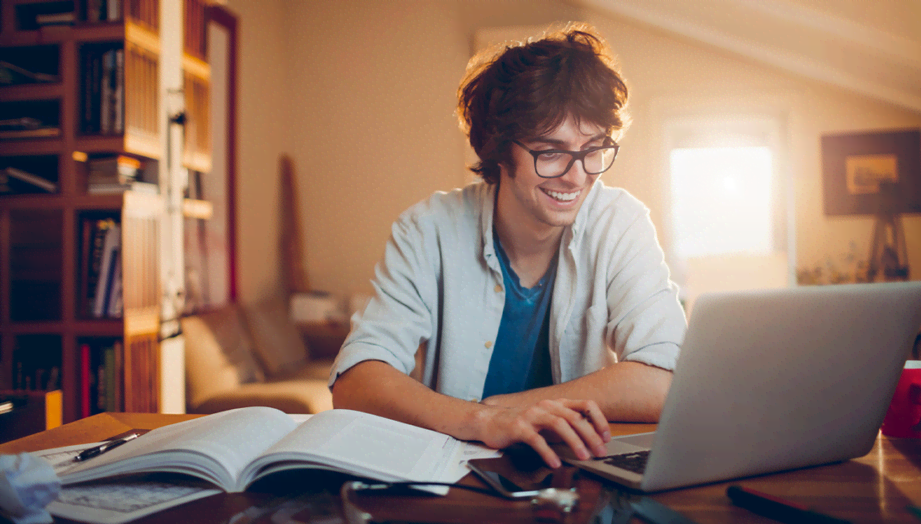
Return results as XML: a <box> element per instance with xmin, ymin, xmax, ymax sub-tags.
<box><xmin>557</xmin><ymin>401</ymin><xmax>609</xmax><ymax>457</ymax></box>
<box><xmin>564</xmin><ymin>399</ymin><xmax>610</xmax><ymax>441</ymax></box>
<box><xmin>520</xmin><ymin>426</ymin><xmax>563</xmax><ymax>468</ymax></box>
<box><xmin>534</xmin><ymin>409</ymin><xmax>594</xmax><ymax>461</ymax></box>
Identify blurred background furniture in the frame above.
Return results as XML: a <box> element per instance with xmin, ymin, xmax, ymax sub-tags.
<box><xmin>182</xmin><ymin>299</ymin><xmax>335</xmax><ymax>414</ymax></box>
<box><xmin>0</xmin><ymin>389</ymin><xmax>61</xmax><ymax>444</ymax></box>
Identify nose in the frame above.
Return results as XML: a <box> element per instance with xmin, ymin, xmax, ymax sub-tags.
<box><xmin>558</xmin><ymin>157</ymin><xmax>591</xmax><ymax>186</ymax></box>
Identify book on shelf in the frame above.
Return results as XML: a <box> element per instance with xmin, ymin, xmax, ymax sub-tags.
<box><xmin>35</xmin><ymin>11</ymin><xmax>76</xmax><ymax>26</ymax></box>
<box><xmin>81</xmin><ymin>47</ymin><xmax>124</xmax><ymax>135</ymax></box>
<box><xmin>92</xmin><ymin>223</ymin><xmax>121</xmax><ymax>318</ymax></box>
<box><xmin>80</xmin><ymin>343</ymin><xmax>91</xmax><ymax>418</ymax></box>
<box><xmin>0</xmin><ymin>60</ymin><xmax>59</xmax><ymax>85</ymax></box>
<box><xmin>79</xmin><ymin>340</ymin><xmax>122</xmax><ymax>418</ymax></box>
<box><xmin>80</xmin><ymin>217</ymin><xmax>122</xmax><ymax>318</ymax></box>
<box><xmin>56</xmin><ymin>407</ymin><xmax>479</xmax><ymax>494</ymax></box>
<box><xmin>2</xmin><ymin>167</ymin><xmax>57</xmax><ymax>193</ymax></box>
<box><xmin>88</xmin><ymin>180</ymin><xmax>158</xmax><ymax>195</ymax></box>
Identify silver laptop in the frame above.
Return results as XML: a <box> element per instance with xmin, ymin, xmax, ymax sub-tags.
<box><xmin>557</xmin><ymin>281</ymin><xmax>921</xmax><ymax>492</ymax></box>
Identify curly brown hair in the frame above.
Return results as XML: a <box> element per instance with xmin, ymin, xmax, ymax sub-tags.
<box><xmin>457</xmin><ymin>23</ymin><xmax>630</xmax><ymax>185</ymax></box>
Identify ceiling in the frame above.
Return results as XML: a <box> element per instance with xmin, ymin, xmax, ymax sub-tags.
<box><xmin>568</xmin><ymin>0</ymin><xmax>921</xmax><ymax>113</ymax></box>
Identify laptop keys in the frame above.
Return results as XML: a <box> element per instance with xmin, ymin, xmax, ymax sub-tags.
<box><xmin>600</xmin><ymin>450</ymin><xmax>650</xmax><ymax>474</ymax></box>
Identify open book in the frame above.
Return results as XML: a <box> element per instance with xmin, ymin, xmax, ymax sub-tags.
<box><xmin>58</xmin><ymin>407</ymin><xmax>484</xmax><ymax>493</ymax></box>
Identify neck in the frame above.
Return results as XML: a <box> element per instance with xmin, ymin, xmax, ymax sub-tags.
<box><xmin>494</xmin><ymin>191</ymin><xmax>564</xmax><ymax>288</ymax></box>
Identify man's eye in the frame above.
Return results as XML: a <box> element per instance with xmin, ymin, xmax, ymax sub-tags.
<box><xmin>538</xmin><ymin>151</ymin><xmax>563</xmax><ymax>160</ymax></box>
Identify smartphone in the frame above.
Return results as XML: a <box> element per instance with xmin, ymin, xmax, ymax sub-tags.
<box><xmin>467</xmin><ymin>458</ymin><xmax>552</xmax><ymax>499</ymax></box>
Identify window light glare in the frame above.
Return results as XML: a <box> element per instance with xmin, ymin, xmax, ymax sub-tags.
<box><xmin>670</xmin><ymin>146</ymin><xmax>773</xmax><ymax>260</ymax></box>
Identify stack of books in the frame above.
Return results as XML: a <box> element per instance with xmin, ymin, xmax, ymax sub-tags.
<box><xmin>86</xmin><ymin>155</ymin><xmax>156</xmax><ymax>194</ymax></box>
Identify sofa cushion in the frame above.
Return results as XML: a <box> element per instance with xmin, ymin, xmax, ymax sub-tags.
<box><xmin>189</xmin><ymin>379</ymin><xmax>334</xmax><ymax>414</ymax></box>
<box><xmin>242</xmin><ymin>299</ymin><xmax>311</xmax><ymax>377</ymax></box>
<box><xmin>182</xmin><ymin>306</ymin><xmax>265</xmax><ymax>410</ymax></box>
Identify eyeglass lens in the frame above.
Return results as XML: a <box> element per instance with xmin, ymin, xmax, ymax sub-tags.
<box><xmin>535</xmin><ymin>147</ymin><xmax>617</xmax><ymax>178</ymax></box>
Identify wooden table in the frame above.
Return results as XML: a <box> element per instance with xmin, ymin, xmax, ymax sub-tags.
<box><xmin>1</xmin><ymin>413</ymin><xmax>920</xmax><ymax>523</ymax></box>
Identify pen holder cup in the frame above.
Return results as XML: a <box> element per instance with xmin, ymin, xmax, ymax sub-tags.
<box><xmin>881</xmin><ymin>360</ymin><xmax>921</xmax><ymax>438</ymax></box>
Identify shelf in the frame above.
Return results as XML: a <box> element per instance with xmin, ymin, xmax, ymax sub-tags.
<box><xmin>0</xmin><ymin>83</ymin><xmax>63</xmax><ymax>101</ymax></box>
<box><xmin>0</xmin><ymin>21</ymin><xmax>159</xmax><ymax>47</ymax></box>
<box><xmin>0</xmin><ymin>322</ymin><xmax>66</xmax><ymax>334</ymax></box>
<box><xmin>0</xmin><ymin>139</ymin><xmax>63</xmax><ymax>155</ymax></box>
<box><xmin>75</xmin><ymin>133</ymin><xmax>160</xmax><ymax>160</ymax></box>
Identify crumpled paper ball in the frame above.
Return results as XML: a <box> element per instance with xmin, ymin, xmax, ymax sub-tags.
<box><xmin>0</xmin><ymin>453</ymin><xmax>61</xmax><ymax>524</ymax></box>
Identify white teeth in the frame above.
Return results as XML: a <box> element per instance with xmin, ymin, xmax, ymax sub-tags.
<box><xmin>544</xmin><ymin>189</ymin><xmax>578</xmax><ymax>202</ymax></box>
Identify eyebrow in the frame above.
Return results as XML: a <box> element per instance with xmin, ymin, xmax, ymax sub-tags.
<box><xmin>529</xmin><ymin>133</ymin><xmax>608</xmax><ymax>148</ymax></box>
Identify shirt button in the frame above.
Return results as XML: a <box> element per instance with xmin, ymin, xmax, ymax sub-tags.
<box><xmin>485</xmin><ymin>341</ymin><xmax>493</xmax><ymax>349</ymax></box>
<box><xmin>494</xmin><ymin>284</ymin><xmax>503</xmax><ymax>293</ymax></box>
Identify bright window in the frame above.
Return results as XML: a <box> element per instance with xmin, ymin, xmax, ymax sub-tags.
<box><xmin>669</xmin><ymin>146</ymin><xmax>774</xmax><ymax>260</ymax></box>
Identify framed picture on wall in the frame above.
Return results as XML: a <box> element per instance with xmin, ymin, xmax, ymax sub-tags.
<box><xmin>821</xmin><ymin>129</ymin><xmax>921</xmax><ymax>215</ymax></box>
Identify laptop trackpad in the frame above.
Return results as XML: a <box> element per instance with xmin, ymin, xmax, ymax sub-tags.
<box><xmin>606</xmin><ymin>431</ymin><xmax>655</xmax><ymax>454</ymax></box>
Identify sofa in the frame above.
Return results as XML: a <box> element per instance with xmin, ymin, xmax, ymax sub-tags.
<box><xmin>181</xmin><ymin>300</ymin><xmax>335</xmax><ymax>414</ymax></box>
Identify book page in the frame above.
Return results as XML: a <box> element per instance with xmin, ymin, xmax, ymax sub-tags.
<box><xmin>61</xmin><ymin>407</ymin><xmax>296</xmax><ymax>491</ymax></box>
<box><xmin>242</xmin><ymin>409</ymin><xmax>462</xmax><ymax>489</ymax></box>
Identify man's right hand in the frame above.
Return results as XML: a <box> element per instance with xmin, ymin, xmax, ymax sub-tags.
<box><xmin>472</xmin><ymin>398</ymin><xmax>611</xmax><ymax>468</ymax></box>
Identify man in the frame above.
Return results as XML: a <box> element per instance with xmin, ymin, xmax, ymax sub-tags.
<box><xmin>330</xmin><ymin>24</ymin><xmax>686</xmax><ymax>468</ymax></box>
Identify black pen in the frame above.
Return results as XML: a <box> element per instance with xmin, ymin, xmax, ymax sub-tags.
<box><xmin>74</xmin><ymin>433</ymin><xmax>139</xmax><ymax>462</ymax></box>
<box><xmin>727</xmin><ymin>485</ymin><xmax>851</xmax><ymax>524</ymax></box>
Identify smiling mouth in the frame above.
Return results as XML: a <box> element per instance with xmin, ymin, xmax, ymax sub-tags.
<box><xmin>542</xmin><ymin>188</ymin><xmax>580</xmax><ymax>202</ymax></box>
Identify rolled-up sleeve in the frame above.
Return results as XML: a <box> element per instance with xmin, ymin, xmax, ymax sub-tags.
<box><xmin>605</xmin><ymin>205</ymin><xmax>686</xmax><ymax>371</ymax></box>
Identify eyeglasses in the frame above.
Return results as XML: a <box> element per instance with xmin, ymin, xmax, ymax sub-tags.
<box><xmin>512</xmin><ymin>138</ymin><xmax>620</xmax><ymax>179</ymax></box>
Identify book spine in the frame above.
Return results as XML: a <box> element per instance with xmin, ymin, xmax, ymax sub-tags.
<box><xmin>78</xmin><ymin>218</ymin><xmax>92</xmax><ymax>317</ymax></box>
<box><xmin>104</xmin><ymin>345</ymin><xmax>116</xmax><ymax>412</ymax></box>
<box><xmin>83</xmin><ymin>49</ymin><xmax>93</xmax><ymax>133</ymax></box>
<box><xmin>100</xmin><ymin>49</ymin><xmax>113</xmax><ymax>135</ymax></box>
<box><xmin>95</xmin><ymin>346</ymin><xmax>106</xmax><ymax>414</ymax></box>
<box><xmin>93</xmin><ymin>223</ymin><xmax>120</xmax><ymax>317</ymax></box>
<box><xmin>113</xmin><ymin>340</ymin><xmax>123</xmax><ymax>412</ymax></box>
<box><xmin>85</xmin><ymin>220</ymin><xmax>109</xmax><ymax>317</ymax></box>
<box><xmin>114</xmin><ymin>49</ymin><xmax>124</xmax><ymax>134</ymax></box>
<box><xmin>91</xmin><ymin>51</ymin><xmax>101</xmax><ymax>134</ymax></box>
<box><xmin>106</xmin><ymin>253</ymin><xmax>122</xmax><ymax>318</ymax></box>
<box><xmin>80</xmin><ymin>343</ymin><xmax>91</xmax><ymax>418</ymax></box>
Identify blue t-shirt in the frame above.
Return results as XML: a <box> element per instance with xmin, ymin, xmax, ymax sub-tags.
<box><xmin>481</xmin><ymin>230</ymin><xmax>557</xmax><ymax>398</ymax></box>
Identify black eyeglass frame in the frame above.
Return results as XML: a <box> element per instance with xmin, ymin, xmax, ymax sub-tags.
<box><xmin>512</xmin><ymin>137</ymin><xmax>620</xmax><ymax>179</ymax></box>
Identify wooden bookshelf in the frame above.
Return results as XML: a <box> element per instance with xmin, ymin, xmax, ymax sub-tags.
<box><xmin>181</xmin><ymin>0</ymin><xmax>210</xmax><ymax>173</ymax></box>
<box><xmin>0</xmin><ymin>0</ymin><xmax>164</xmax><ymax>423</ymax></box>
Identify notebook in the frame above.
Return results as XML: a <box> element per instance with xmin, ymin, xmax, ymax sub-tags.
<box><xmin>557</xmin><ymin>281</ymin><xmax>921</xmax><ymax>492</ymax></box>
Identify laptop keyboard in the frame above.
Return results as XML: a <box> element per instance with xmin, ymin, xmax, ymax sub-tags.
<box><xmin>599</xmin><ymin>450</ymin><xmax>650</xmax><ymax>474</ymax></box>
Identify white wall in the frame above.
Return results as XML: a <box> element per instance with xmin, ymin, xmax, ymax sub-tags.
<box><xmin>227</xmin><ymin>0</ymin><xmax>921</xmax><ymax>303</ymax></box>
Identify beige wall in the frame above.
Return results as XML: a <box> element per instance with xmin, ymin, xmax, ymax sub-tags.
<box><xmin>227</xmin><ymin>0</ymin><xmax>921</xmax><ymax>304</ymax></box>
<box><xmin>225</xmin><ymin>0</ymin><xmax>292</xmax><ymax>303</ymax></box>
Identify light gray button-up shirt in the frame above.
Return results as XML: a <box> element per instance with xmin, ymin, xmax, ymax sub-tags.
<box><xmin>329</xmin><ymin>180</ymin><xmax>687</xmax><ymax>402</ymax></box>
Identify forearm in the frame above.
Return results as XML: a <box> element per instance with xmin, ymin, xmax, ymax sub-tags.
<box><xmin>482</xmin><ymin>361</ymin><xmax>672</xmax><ymax>422</ymax></box>
<box><xmin>331</xmin><ymin>360</ymin><xmax>489</xmax><ymax>442</ymax></box>
<box><xmin>333</xmin><ymin>360</ymin><xmax>612</xmax><ymax>467</ymax></box>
